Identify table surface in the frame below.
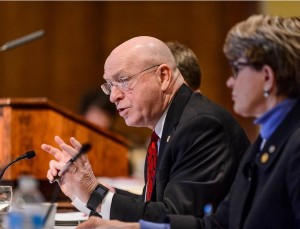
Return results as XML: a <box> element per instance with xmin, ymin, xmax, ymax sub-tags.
<box><xmin>55</xmin><ymin>226</ymin><xmax>76</xmax><ymax>229</ymax></box>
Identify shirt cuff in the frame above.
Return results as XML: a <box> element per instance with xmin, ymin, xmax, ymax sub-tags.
<box><xmin>71</xmin><ymin>192</ymin><xmax>114</xmax><ymax>219</ymax></box>
<box><xmin>139</xmin><ymin>220</ymin><xmax>171</xmax><ymax>229</ymax></box>
<box><xmin>71</xmin><ymin>196</ymin><xmax>91</xmax><ymax>215</ymax></box>
<box><xmin>99</xmin><ymin>191</ymin><xmax>114</xmax><ymax>219</ymax></box>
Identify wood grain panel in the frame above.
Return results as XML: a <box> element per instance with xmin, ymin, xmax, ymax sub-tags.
<box><xmin>0</xmin><ymin>98</ymin><xmax>129</xmax><ymax>180</ymax></box>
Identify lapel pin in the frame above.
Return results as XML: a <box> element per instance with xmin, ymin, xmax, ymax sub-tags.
<box><xmin>167</xmin><ymin>135</ymin><xmax>171</xmax><ymax>142</ymax></box>
<box><xmin>269</xmin><ymin>145</ymin><xmax>276</xmax><ymax>154</ymax></box>
<box><xmin>260</xmin><ymin>152</ymin><xmax>269</xmax><ymax>164</ymax></box>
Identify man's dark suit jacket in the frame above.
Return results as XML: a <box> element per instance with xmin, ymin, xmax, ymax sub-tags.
<box><xmin>168</xmin><ymin>99</ymin><xmax>300</xmax><ymax>229</ymax></box>
<box><xmin>110</xmin><ymin>84</ymin><xmax>250</xmax><ymax>222</ymax></box>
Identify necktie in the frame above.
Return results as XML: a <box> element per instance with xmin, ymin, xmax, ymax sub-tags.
<box><xmin>146</xmin><ymin>131</ymin><xmax>159</xmax><ymax>201</ymax></box>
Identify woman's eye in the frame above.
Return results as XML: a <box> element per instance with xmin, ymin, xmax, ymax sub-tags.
<box><xmin>233</xmin><ymin>66</ymin><xmax>240</xmax><ymax>74</ymax></box>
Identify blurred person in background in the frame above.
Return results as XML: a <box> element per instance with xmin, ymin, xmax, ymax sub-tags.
<box><xmin>166</xmin><ymin>41</ymin><xmax>201</xmax><ymax>92</ymax></box>
<box><xmin>79</xmin><ymin>90</ymin><xmax>118</xmax><ymax>131</ymax></box>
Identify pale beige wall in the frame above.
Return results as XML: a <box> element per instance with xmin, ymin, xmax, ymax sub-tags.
<box><xmin>261</xmin><ymin>1</ymin><xmax>300</xmax><ymax>16</ymax></box>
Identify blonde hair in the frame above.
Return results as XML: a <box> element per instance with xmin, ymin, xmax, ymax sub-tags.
<box><xmin>224</xmin><ymin>15</ymin><xmax>300</xmax><ymax>97</ymax></box>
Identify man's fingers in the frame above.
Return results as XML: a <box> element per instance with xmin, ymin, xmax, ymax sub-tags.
<box><xmin>77</xmin><ymin>217</ymin><xmax>104</xmax><ymax>228</ymax></box>
<box><xmin>41</xmin><ymin>144</ymin><xmax>66</xmax><ymax>161</ymax></box>
<box><xmin>59</xmin><ymin>144</ymin><xmax>88</xmax><ymax>168</ymax></box>
<box><xmin>59</xmin><ymin>140</ymin><xmax>88</xmax><ymax>167</ymax></box>
<box><xmin>47</xmin><ymin>169</ymin><xmax>54</xmax><ymax>182</ymax></box>
<box><xmin>49</xmin><ymin>160</ymin><xmax>64</xmax><ymax>174</ymax></box>
<box><xmin>55</xmin><ymin>136</ymin><xmax>76</xmax><ymax>159</ymax></box>
<box><xmin>54</xmin><ymin>135</ymin><xmax>65</xmax><ymax>145</ymax></box>
<box><xmin>77</xmin><ymin>218</ymin><xmax>140</xmax><ymax>229</ymax></box>
<box><xmin>59</xmin><ymin>142</ymin><xmax>80</xmax><ymax>158</ymax></box>
<box><xmin>41</xmin><ymin>136</ymin><xmax>71</xmax><ymax>162</ymax></box>
<box><xmin>70</xmin><ymin>137</ymin><xmax>82</xmax><ymax>151</ymax></box>
<box><xmin>47</xmin><ymin>160</ymin><xmax>64</xmax><ymax>182</ymax></box>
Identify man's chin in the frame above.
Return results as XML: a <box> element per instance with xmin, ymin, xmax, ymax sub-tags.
<box><xmin>124</xmin><ymin>118</ymin><xmax>145</xmax><ymax>128</ymax></box>
<box><xmin>124</xmin><ymin>118</ymin><xmax>135</xmax><ymax>127</ymax></box>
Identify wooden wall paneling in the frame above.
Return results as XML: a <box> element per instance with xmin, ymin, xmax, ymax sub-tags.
<box><xmin>0</xmin><ymin>2</ymin><xmax>260</xmax><ymax>149</ymax></box>
<box><xmin>0</xmin><ymin>98</ymin><xmax>129</xmax><ymax>180</ymax></box>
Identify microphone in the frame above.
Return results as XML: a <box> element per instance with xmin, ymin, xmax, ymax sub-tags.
<box><xmin>0</xmin><ymin>30</ymin><xmax>44</xmax><ymax>52</ymax></box>
<box><xmin>0</xmin><ymin>151</ymin><xmax>36</xmax><ymax>180</ymax></box>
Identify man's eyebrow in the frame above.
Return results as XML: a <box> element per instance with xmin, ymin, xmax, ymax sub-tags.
<box><xmin>109</xmin><ymin>69</ymin><xmax>132</xmax><ymax>81</ymax></box>
<box><xmin>103</xmin><ymin>70</ymin><xmax>121</xmax><ymax>82</ymax></box>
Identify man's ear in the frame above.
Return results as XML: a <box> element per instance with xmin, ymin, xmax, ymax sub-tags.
<box><xmin>158</xmin><ymin>64</ymin><xmax>172</xmax><ymax>91</ymax></box>
<box><xmin>262</xmin><ymin>65</ymin><xmax>276</xmax><ymax>93</ymax></box>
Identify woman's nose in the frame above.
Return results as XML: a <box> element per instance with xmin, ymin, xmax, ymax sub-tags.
<box><xmin>226</xmin><ymin>76</ymin><xmax>235</xmax><ymax>89</ymax></box>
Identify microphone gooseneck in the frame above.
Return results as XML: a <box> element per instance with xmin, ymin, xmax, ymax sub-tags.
<box><xmin>0</xmin><ymin>151</ymin><xmax>36</xmax><ymax>180</ymax></box>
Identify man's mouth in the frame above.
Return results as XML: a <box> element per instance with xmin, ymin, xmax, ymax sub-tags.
<box><xmin>118</xmin><ymin>107</ymin><xmax>128</xmax><ymax>116</ymax></box>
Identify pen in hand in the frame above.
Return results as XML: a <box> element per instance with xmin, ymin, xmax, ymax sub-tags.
<box><xmin>51</xmin><ymin>143</ymin><xmax>92</xmax><ymax>183</ymax></box>
<box><xmin>44</xmin><ymin>143</ymin><xmax>92</xmax><ymax>227</ymax></box>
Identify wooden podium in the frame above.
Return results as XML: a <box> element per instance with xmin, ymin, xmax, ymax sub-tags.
<box><xmin>0</xmin><ymin>98</ymin><xmax>129</xmax><ymax>180</ymax></box>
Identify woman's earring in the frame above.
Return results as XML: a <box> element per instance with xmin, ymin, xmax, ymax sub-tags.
<box><xmin>263</xmin><ymin>90</ymin><xmax>270</xmax><ymax>98</ymax></box>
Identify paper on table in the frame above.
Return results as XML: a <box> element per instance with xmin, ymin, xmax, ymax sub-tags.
<box><xmin>55</xmin><ymin>212</ymin><xmax>88</xmax><ymax>226</ymax></box>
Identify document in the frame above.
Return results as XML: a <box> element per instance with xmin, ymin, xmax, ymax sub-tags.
<box><xmin>55</xmin><ymin>211</ymin><xmax>88</xmax><ymax>226</ymax></box>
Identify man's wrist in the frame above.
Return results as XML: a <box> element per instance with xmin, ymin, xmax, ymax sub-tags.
<box><xmin>86</xmin><ymin>183</ymin><xmax>109</xmax><ymax>212</ymax></box>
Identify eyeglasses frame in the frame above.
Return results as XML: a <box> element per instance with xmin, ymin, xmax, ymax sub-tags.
<box><xmin>229</xmin><ymin>60</ymin><xmax>262</xmax><ymax>79</ymax></box>
<box><xmin>101</xmin><ymin>64</ymin><xmax>161</xmax><ymax>95</ymax></box>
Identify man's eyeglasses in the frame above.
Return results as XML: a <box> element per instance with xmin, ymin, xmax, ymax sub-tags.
<box><xmin>101</xmin><ymin>64</ymin><xmax>161</xmax><ymax>95</ymax></box>
<box><xmin>229</xmin><ymin>61</ymin><xmax>255</xmax><ymax>79</ymax></box>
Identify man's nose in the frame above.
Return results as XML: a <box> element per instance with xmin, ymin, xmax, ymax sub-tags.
<box><xmin>110</xmin><ymin>86</ymin><xmax>125</xmax><ymax>103</ymax></box>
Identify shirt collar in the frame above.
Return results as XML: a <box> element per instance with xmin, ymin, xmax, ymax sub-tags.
<box><xmin>254</xmin><ymin>98</ymin><xmax>297</xmax><ymax>140</ymax></box>
<box><xmin>154</xmin><ymin>106</ymin><xmax>170</xmax><ymax>139</ymax></box>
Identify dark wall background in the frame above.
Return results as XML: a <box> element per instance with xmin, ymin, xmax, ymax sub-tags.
<box><xmin>0</xmin><ymin>1</ymin><xmax>259</xmax><ymax>144</ymax></box>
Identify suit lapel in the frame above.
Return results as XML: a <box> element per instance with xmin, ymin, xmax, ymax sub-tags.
<box><xmin>256</xmin><ymin>100</ymin><xmax>300</xmax><ymax>170</ymax></box>
<box><xmin>148</xmin><ymin>84</ymin><xmax>192</xmax><ymax>201</ymax></box>
<box><xmin>157</xmin><ymin>84</ymin><xmax>192</xmax><ymax>168</ymax></box>
<box><xmin>231</xmin><ymin>137</ymin><xmax>262</xmax><ymax>227</ymax></box>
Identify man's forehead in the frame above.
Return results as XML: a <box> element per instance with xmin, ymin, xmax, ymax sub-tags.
<box><xmin>103</xmin><ymin>65</ymin><xmax>124</xmax><ymax>81</ymax></box>
<box><xmin>103</xmin><ymin>63</ymin><xmax>135</xmax><ymax>81</ymax></box>
<box><xmin>104</xmin><ymin>52</ymin><xmax>141</xmax><ymax>79</ymax></box>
